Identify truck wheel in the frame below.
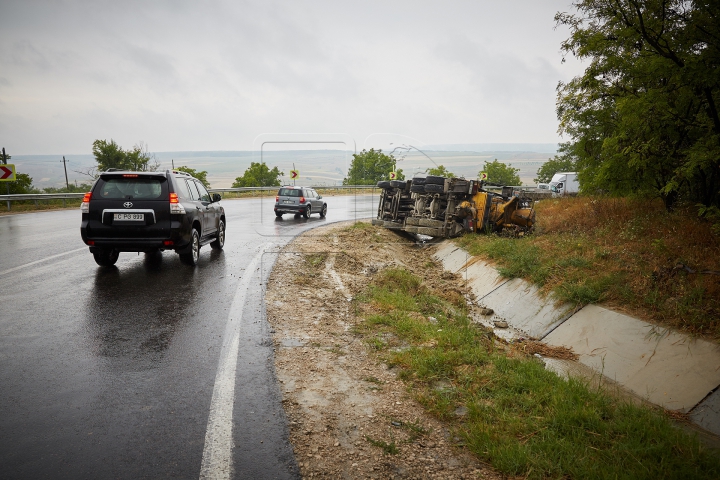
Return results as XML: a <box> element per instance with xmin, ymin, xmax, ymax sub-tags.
<box><xmin>424</xmin><ymin>184</ymin><xmax>444</xmax><ymax>193</ymax></box>
<box><xmin>376</xmin><ymin>181</ymin><xmax>391</xmax><ymax>189</ymax></box>
<box><xmin>425</xmin><ymin>175</ymin><xmax>446</xmax><ymax>185</ymax></box>
<box><xmin>411</xmin><ymin>176</ymin><xmax>427</xmax><ymax>185</ymax></box>
<box><xmin>410</xmin><ymin>184</ymin><xmax>426</xmax><ymax>193</ymax></box>
<box><xmin>390</xmin><ymin>180</ymin><xmax>406</xmax><ymax>189</ymax></box>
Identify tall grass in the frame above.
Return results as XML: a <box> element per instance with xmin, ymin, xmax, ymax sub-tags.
<box><xmin>457</xmin><ymin>196</ymin><xmax>720</xmax><ymax>338</ymax></box>
<box><xmin>357</xmin><ymin>267</ymin><xmax>720</xmax><ymax>479</ymax></box>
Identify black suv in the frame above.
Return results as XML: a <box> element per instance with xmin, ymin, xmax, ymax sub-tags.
<box><xmin>80</xmin><ymin>170</ymin><xmax>225</xmax><ymax>266</ymax></box>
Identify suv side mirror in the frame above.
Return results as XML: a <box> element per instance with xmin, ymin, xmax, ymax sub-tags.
<box><xmin>317</xmin><ymin>194</ymin><xmax>322</xmax><ymax>199</ymax></box>
<box><xmin>212</xmin><ymin>193</ymin><xmax>222</xmax><ymax>202</ymax></box>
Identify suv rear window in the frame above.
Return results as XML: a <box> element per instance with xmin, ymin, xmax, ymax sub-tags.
<box><xmin>278</xmin><ymin>188</ymin><xmax>301</xmax><ymax>197</ymax></box>
<box><xmin>97</xmin><ymin>178</ymin><xmax>165</xmax><ymax>199</ymax></box>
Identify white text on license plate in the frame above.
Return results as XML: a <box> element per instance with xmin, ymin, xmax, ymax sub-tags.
<box><xmin>114</xmin><ymin>213</ymin><xmax>144</xmax><ymax>221</ymax></box>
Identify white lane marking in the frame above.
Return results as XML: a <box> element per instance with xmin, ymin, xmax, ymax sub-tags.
<box><xmin>0</xmin><ymin>247</ymin><xmax>87</xmax><ymax>276</ymax></box>
<box><xmin>199</xmin><ymin>244</ymin><xmax>269</xmax><ymax>480</ymax></box>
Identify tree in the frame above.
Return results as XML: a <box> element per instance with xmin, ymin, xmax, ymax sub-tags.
<box><xmin>6</xmin><ymin>172</ymin><xmax>34</xmax><ymax>194</ymax></box>
<box><xmin>556</xmin><ymin>0</ymin><xmax>720</xmax><ymax>210</ymax></box>
<box><xmin>175</xmin><ymin>166</ymin><xmax>210</xmax><ymax>188</ymax></box>
<box><xmin>425</xmin><ymin>165</ymin><xmax>456</xmax><ymax>178</ymax></box>
<box><xmin>232</xmin><ymin>162</ymin><xmax>283</xmax><ymax>187</ymax></box>
<box><xmin>343</xmin><ymin>148</ymin><xmax>404</xmax><ymax>185</ymax></box>
<box><xmin>481</xmin><ymin>159</ymin><xmax>521</xmax><ymax>186</ymax></box>
<box><xmin>534</xmin><ymin>152</ymin><xmax>577</xmax><ymax>184</ymax></box>
<box><xmin>82</xmin><ymin>139</ymin><xmax>159</xmax><ymax>178</ymax></box>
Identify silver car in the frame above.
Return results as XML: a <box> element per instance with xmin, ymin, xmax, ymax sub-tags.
<box><xmin>274</xmin><ymin>186</ymin><xmax>327</xmax><ymax>218</ymax></box>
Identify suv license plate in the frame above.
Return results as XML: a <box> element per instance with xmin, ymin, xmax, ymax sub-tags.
<box><xmin>114</xmin><ymin>213</ymin><xmax>144</xmax><ymax>221</ymax></box>
<box><xmin>282</xmin><ymin>200</ymin><xmax>293</xmax><ymax>204</ymax></box>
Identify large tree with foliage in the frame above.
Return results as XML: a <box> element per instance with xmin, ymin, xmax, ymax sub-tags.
<box><xmin>556</xmin><ymin>0</ymin><xmax>720</xmax><ymax>210</ymax></box>
<box><xmin>84</xmin><ymin>140</ymin><xmax>159</xmax><ymax>178</ymax></box>
<box><xmin>535</xmin><ymin>152</ymin><xmax>577</xmax><ymax>184</ymax></box>
<box><xmin>425</xmin><ymin>164</ymin><xmax>456</xmax><ymax>178</ymax></box>
<box><xmin>481</xmin><ymin>159</ymin><xmax>521</xmax><ymax>186</ymax></box>
<box><xmin>175</xmin><ymin>166</ymin><xmax>210</xmax><ymax>188</ymax></box>
<box><xmin>232</xmin><ymin>162</ymin><xmax>283</xmax><ymax>187</ymax></box>
<box><xmin>343</xmin><ymin>148</ymin><xmax>404</xmax><ymax>185</ymax></box>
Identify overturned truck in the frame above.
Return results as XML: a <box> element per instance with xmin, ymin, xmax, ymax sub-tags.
<box><xmin>371</xmin><ymin>175</ymin><xmax>535</xmax><ymax>238</ymax></box>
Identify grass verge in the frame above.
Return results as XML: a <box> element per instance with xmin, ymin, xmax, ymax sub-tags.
<box><xmin>456</xmin><ymin>196</ymin><xmax>720</xmax><ymax>339</ymax></box>
<box><xmin>355</xmin><ymin>266</ymin><xmax>720</xmax><ymax>479</ymax></box>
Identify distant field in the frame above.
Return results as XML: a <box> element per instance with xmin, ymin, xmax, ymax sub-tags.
<box><xmin>10</xmin><ymin>147</ymin><xmax>555</xmax><ymax>190</ymax></box>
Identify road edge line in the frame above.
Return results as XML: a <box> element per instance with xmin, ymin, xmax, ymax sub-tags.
<box><xmin>199</xmin><ymin>245</ymin><xmax>268</xmax><ymax>480</ymax></box>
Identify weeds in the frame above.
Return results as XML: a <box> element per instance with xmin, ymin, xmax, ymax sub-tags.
<box><xmin>457</xmin><ymin>196</ymin><xmax>720</xmax><ymax>338</ymax></box>
<box><xmin>365</xmin><ymin>435</ymin><xmax>399</xmax><ymax>455</ymax></box>
<box><xmin>356</xmin><ymin>267</ymin><xmax>720</xmax><ymax>479</ymax></box>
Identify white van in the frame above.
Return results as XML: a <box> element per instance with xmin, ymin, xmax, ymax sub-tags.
<box><xmin>549</xmin><ymin>172</ymin><xmax>579</xmax><ymax>196</ymax></box>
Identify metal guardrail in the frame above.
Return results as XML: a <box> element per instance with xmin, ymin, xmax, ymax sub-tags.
<box><xmin>0</xmin><ymin>185</ymin><xmax>378</xmax><ymax>211</ymax></box>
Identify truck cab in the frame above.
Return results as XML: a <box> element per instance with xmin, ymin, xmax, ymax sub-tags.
<box><xmin>549</xmin><ymin>172</ymin><xmax>579</xmax><ymax>196</ymax></box>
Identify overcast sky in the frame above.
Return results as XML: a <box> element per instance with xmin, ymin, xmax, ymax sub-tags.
<box><xmin>0</xmin><ymin>0</ymin><xmax>584</xmax><ymax>155</ymax></box>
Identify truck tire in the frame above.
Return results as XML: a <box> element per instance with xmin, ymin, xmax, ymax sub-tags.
<box><xmin>390</xmin><ymin>180</ymin><xmax>406</xmax><ymax>189</ymax></box>
<box><xmin>411</xmin><ymin>176</ymin><xmax>427</xmax><ymax>185</ymax></box>
<box><xmin>425</xmin><ymin>175</ymin><xmax>446</xmax><ymax>185</ymax></box>
<box><xmin>410</xmin><ymin>184</ymin><xmax>426</xmax><ymax>193</ymax></box>
<box><xmin>424</xmin><ymin>183</ymin><xmax>444</xmax><ymax>193</ymax></box>
<box><xmin>376</xmin><ymin>181</ymin><xmax>391</xmax><ymax>189</ymax></box>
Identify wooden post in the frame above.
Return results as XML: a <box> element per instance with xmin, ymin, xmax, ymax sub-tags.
<box><xmin>62</xmin><ymin>156</ymin><xmax>69</xmax><ymax>190</ymax></box>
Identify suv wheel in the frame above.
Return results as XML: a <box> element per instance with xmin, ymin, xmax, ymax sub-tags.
<box><xmin>180</xmin><ymin>228</ymin><xmax>200</xmax><ymax>266</ymax></box>
<box><xmin>275</xmin><ymin>212</ymin><xmax>283</xmax><ymax>218</ymax></box>
<box><xmin>93</xmin><ymin>248</ymin><xmax>119</xmax><ymax>267</ymax></box>
<box><xmin>303</xmin><ymin>205</ymin><xmax>311</xmax><ymax>218</ymax></box>
<box><xmin>211</xmin><ymin>220</ymin><xmax>225</xmax><ymax>250</ymax></box>
<box><xmin>320</xmin><ymin>204</ymin><xmax>327</xmax><ymax>218</ymax></box>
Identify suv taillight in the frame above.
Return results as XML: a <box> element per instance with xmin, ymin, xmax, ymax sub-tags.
<box><xmin>169</xmin><ymin>192</ymin><xmax>186</xmax><ymax>214</ymax></box>
<box><xmin>80</xmin><ymin>192</ymin><xmax>91</xmax><ymax>213</ymax></box>
<box><xmin>275</xmin><ymin>195</ymin><xmax>279</xmax><ymax>202</ymax></box>
<box><xmin>299</xmin><ymin>196</ymin><xmax>306</xmax><ymax>204</ymax></box>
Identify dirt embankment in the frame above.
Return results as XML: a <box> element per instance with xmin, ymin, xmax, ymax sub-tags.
<box><xmin>265</xmin><ymin>221</ymin><xmax>500</xmax><ymax>479</ymax></box>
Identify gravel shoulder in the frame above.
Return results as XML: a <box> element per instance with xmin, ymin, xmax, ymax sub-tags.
<box><xmin>265</xmin><ymin>220</ymin><xmax>500</xmax><ymax>479</ymax></box>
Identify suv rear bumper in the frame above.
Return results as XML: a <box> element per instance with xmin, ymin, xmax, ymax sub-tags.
<box><xmin>86</xmin><ymin>238</ymin><xmax>187</xmax><ymax>252</ymax></box>
<box><xmin>274</xmin><ymin>203</ymin><xmax>309</xmax><ymax>214</ymax></box>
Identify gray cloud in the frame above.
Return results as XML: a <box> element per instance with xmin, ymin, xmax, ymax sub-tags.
<box><xmin>0</xmin><ymin>0</ymin><xmax>584</xmax><ymax>154</ymax></box>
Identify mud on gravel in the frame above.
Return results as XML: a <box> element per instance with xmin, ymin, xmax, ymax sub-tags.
<box><xmin>265</xmin><ymin>221</ymin><xmax>501</xmax><ymax>479</ymax></box>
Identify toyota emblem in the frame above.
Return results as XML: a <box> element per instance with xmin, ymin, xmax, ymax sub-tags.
<box><xmin>123</xmin><ymin>202</ymin><xmax>133</xmax><ymax>208</ymax></box>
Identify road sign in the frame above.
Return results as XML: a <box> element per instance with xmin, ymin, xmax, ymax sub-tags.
<box><xmin>389</xmin><ymin>171</ymin><xmax>397</xmax><ymax>180</ymax></box>
<box><xmin>479</xmin><ymin>172</ymin><xmax>488</xmax><ymax>181</ymax></box>
<box><xmin>0</xmin><ymin>164</ymin><xmax>16</xmax><ymax>181</ymax></box>
<box><xmin>290</xmin><ymin>170</ymin><xmax>299</xmax><ymax>180</ymax></box>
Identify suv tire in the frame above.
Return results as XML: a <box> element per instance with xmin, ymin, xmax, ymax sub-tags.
<box><xmin>211</xmin><ymin>220</ymin><xmax>225</xmax><ymax>250</ymax></box>
<box><xmin>320</xmin><ymin>204</ymin><xmax>327</xmax><ymax>218</ymax></box>
<box><xmin>93</xmin><ymin>248</ymin><xmax>119</xmax><ymax>267</ymax></box>
<box><xmin>303</xmin><ymin>205</ymin><xmax>311</xmax><ymax>219</ymax></box>
<box><xmin>180</xmin><ymin>228</ymin><xmax>200</xmax><ymax>266</ymax></box>
<box><xmin>275</xmin><ymin>212</ymin><xmax>283</xmax><ymax>218</ymax></box>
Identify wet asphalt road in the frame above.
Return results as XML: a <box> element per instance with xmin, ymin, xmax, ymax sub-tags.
<box><xmin>0</xmin><ymin>194</ymin><xmax>377</xmax><ymax>479</ymax></box>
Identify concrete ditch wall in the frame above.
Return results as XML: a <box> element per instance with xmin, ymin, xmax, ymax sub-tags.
<box><xmin>433</xmin><ymin>242</ymin><xmax>720</xmax><ymax>437</ymax></box>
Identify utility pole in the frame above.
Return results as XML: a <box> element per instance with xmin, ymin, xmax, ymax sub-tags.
<box><xmin>62</xmin><ymin>156</ymin><xmax>69</xmax><ymax>190</ymax></box>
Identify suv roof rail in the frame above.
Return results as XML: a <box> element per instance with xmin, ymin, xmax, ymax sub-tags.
<box><xmin>172</xmin><ymin>170</ymin><xmax>192</xmax><ymax>177</ymax></box>
<box><xmin>105</xmin><ymin>168</ymin><xmax>126</xmax><ymax>172</ymax></box>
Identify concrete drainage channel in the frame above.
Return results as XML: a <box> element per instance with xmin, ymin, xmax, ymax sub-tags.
<box><xmin>433</xmin><ymin>242</ymin><xmax>720</xmax><ymax>439</ymax></box>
